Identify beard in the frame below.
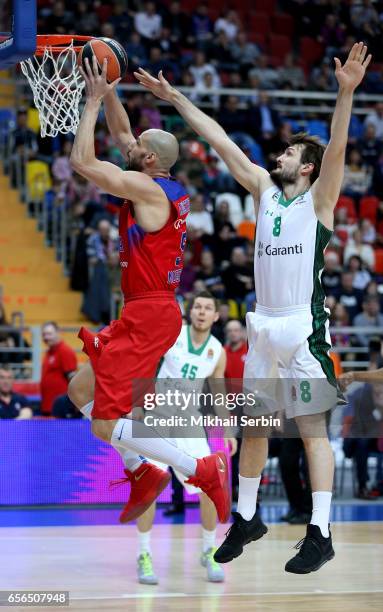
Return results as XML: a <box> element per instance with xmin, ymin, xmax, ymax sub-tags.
<box><xmin>270</xmin><ymin>166</ymin><xmax>299</xmax><ymax>189</ymax></box>
<box><xmin>126</xmin><ymin>154</ymin><xmax>144</xmax><ymax>172</ymax></box>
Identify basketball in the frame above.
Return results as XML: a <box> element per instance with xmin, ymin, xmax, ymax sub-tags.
<box><xmin>78</xmin><ymin>37</ymin><xmax>128</xmax><ymax>83</ymax></box>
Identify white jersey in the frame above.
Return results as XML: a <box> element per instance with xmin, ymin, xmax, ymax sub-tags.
<box><xmin>158</xmin><ymin>325</ymin><xmax>222</xmax><ymax>392</ymax></box>
<box><xmin>255</xmin><ymin>186</ymin><xmax>332</xmax><ymax>309</ymax></box>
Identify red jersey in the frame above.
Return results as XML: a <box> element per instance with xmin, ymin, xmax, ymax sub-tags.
<box><xmin>225</xmin><ymin>342</ymin><xmax>247</xmax><ymax>379</ymax></box>
<box><xmin>40</xmin><ymin>341</ymin><xmax>77</xmax><ymax>414</ymax></box>
<box><xmin>119</xmin><ymin>177</ymin><xmax>190</xmax><ymax>298</ymax></box>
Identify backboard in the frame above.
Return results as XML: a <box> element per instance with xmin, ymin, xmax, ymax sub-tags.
<box><xmin>0</xmin><ymin>0</ymin><xmax>36</xmax><ymax>68</ymax></box>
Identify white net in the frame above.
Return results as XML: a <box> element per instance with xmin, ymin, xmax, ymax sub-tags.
<box><xmin>20</xmin><ymin>41</ymin><xmax>85</xmax><ymax>138</ymax></box>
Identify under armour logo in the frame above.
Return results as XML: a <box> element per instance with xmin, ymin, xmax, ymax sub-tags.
<box><xmin>258</xmin><ymin>242</ymin><xmax>264</xmax><ymax>258</ymax></box>
<box><xmin>94</xmin><ymin>337</ymin><xmax>99</xmax><ymax>348</ymax></box>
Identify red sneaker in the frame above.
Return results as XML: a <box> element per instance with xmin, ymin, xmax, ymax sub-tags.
<box><xmin>185</xmin><ymin>452</ymin><xmax>231</xmax><ymax>523</ymax></box>
<box><xmin>111</xmin><ymin>463</ymin><xmax>171</xmax><ymax>523</ymax></box>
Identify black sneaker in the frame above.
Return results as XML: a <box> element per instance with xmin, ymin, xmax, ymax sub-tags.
<box><xmin>285</xmin><ymin>524</ymin><xmax>335</xmax><ymax>574</ymax></box>
<box><xmin>213</xmin><ymin>511</ymin><xmax>268</xmax><ymax>564</ymax></box>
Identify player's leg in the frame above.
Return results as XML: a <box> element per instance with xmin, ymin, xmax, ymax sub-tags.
<box><xmin>136</xmin><ymin>503</ymin><xmax>158</xmax><ymax>585</ymax></box>
<box><xmin>68</xmin><ymin>363</ymin><xmax>145</xmax><ymax>472</ymax></box>
<box><xmin>214</xmin><ymin>433</ymin><xmax>268</xmax><ymax>563</ymax></box>
<box><xmin>199</xmin><ymin>493</ymin><xmax>224</xmax><ymax>582</ymax></box>
<box><xmin>285</xmin><ymin>411</ymin><xmax>335</xmax><ymax>574</ymax></box>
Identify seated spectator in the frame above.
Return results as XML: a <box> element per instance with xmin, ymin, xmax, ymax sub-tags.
<box><xmin>52</xmin><ymin>140</ymin><xmax>73</xmax><ymax>185</ymax></box>
<box><xmin>360</xmin><ymin>218</ymin><xmax>376</xmax><ymax>244</ymax></box>
<box><xmin>190</xmin><ymin>3</ymin><xmax>214</xmax><ymax>48</ymax></box>
<box><xmin>365</xmin><ymin>280</ymin><xmax>383</xmax><ymax>311</ymax></box>
<box><xmin>140</xmin><ymin>94</ymin><xmax>163</xmax><ymax>130</ymax></box>
<box><xmin>144</xmin><ymin>46</ymin><xmax>175</xmax><ymax>79</ymax></box>
<box><xmin>343</xmin><ymin>228</ymin><xmax>375</xmax><ymax>270</ymax></box>
<box><xmin>108</xmin><ymin>1</ymin><xmax>133</xmax><ymax>42</ymax></box>
<box><xmin>350</xmin><ymin>0</ymin><xmax>380</xmax><ymax>42</ymax></box>
<box><xmin>212</xmin><ymin>222</ymin><xmax>243</xmax><ymax>264</ymax></box>
<box><xmin>211</xmin><ymin>300</ymin><xmax>231</xmax><ymax>344</ymax></box>
<box><xmin>342</xmin><ymin>149</ymin><xmax>372</xmax><ymax>202</ymax></box>
<box><xmin>83</xmin><ymin>219</ymin><xmax>119</xmax><ymax>324</ymax></box>
<box><xmin>189</xmin><ymin>51</ymin><xmax>221</xmax><ymax>89</ymax></box>
<box><xmin>347</xmin><ymin>254</ymin><xmax>372</xmax><ymax>291</ymax></box>
<box><xmin>353</xmin><ymin>295</ymin><xmax>383</xmax><ymax>347</ymax></box>
<box><xmin>319</xmin><ymin>13</ymin><xmax>346</xmax><ymax>54</ymax></box>
<box><xmin>67</xmin><ymin>173</ymin><xmax>102</xmax><ymax>207</ymax></box>
<box><xmin>263</xmin><ymin>122</ymin><xmax>293</xmax><ymax>171</ymax></box>
<box><xmin>196</xmin><ymin>249</ymin><xmax>225</xmax><ymax>298</ymax></box>
<box><xmin>177</xmin><ymin>247</ymin><xmax>197</xmax><ymax>298</ymax></box>
<box><xmin>214</xmin><ymin>200</ymin><xmax>235</xmax><ymax>232</ymax></box>
<box><xmin>0</xmin><ymin>302</ymin><xmax>30</xmax><ymax>366</ymax></box>
<box><xmin>209</xmin><ymin>30</ymin><xmax>237</xmax><ymax>72</ymax></box>
<box><xmin>75</xmin><ymin>1</ymin><xmax>100</xmax><ymax>36</ymax></box>
<box><xmin>163</xmin><ymin>1</ymin><xmax>191</xmax><ymax>44</ymax></box>
<box><xmin>157</xmin><ymin>26</ymin><xmax>181</xmax><ymax>64</ymax></box>
<box><xmin>52</xmin><ymin>394</ymin><xmax>82</xmax><ymax>419</ymax></box>
<box><xmin>357</xmin><ymin>124</ymin><xmax>382</xmax><ymax>168</ymax></box>
<box><xmin>330</xmin><ymin>303</ymin><xmax>352</xmax><ymax>347</ymax></box>
<box><xmin>372</xmin><ymin>152</ymin><xmax>383</xmax><ymax>198</ymax></box>
<box><xmin>343</xmin><ymin>382</ymin><xmax>383</xmax><ymax>499</ymax></box>
<box><xmin>277</xmin><ymin>54</ymin><xmax>306</xmax><ymax>90</ymax></box>
<box><xmin>310</xmin><ymin>58</ymin><xmax>338</xmax><ymax>91</ymax></box>
<box><xmin>217</xmin><ymin>95</ymin><xmax>249</xmax><ymax>141</ymax></box>
<box><xmin>190</xmin><ymin>71</ymin><xmax>220</xmax><ymax>110</ymax></box>
<box><xmin>364</xmin><ymin>102</ymin><xmax>383</xmax><ymax>140</ymax></box>
<box><xmin>247</xmin><ymin>91</ymin><xmax>281</xmax><ymax>143</ymax></box>
<box><xmin>334</xmin><ymin>270</ymin><xmax>364</xmax><ymax>321</ymax></box>
<box><xmin>230</xmin><ymin>31</ymin><xmax>261</xmax><ymax>78</ymax></box>
<box><xmin>134</xmin><ymin>1</ymin><xmax>162</xmax><ymax>42</ymax></box>
<box><xmin>214</xmin><ymin>9</ymin><xmax>242</xmax><ymax>42</ymax></box>
<box><xmin>126</xmin><ymin>32</ymin><xmax>147</xmax><ymax>71</ymax></box>
<box><xmin>203</xmin><ymin>153</ymin><xmax>237</xmax><ymax>192</ymax></box>
<box><xmin>41</xmin><ymin>0</ymin><xmax>73</xmax><ymax>35</ymax></box>
<box><xmin>10</xmin><ymin>108</ymin><xmax>38</xmax><ymax>187</ymax></box>
<box><xmin>248</xmin><ymin>55</ymin><xmax>279</xmax><ymax>90</ymax></box>
<box><xmin>40</xmin><ymin>322</ymin><xmax>77</xmax><ymax>417</ymax></box>
<box><xmin>186</xmin><ymin>193</ymin><xmax>214</xmax><ymax>237</ymax></box>
<box><xmin>322</xmin><ymin>251</ymin><xmax>342</xmax><ymax>296</ymax></box>
<box><xmin>0</xmin><ymin>367</ymin><xmax>32</xmax><ymax>419</ymax></box>
<box><xmin>221</xmin><ymin>246</ymin><xmax>254</xmax><ymax>301</ymax></box>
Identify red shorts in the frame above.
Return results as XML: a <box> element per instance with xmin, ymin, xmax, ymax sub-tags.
<box><xmin>79</xmin><ymin>292</ymin><xmax>182</xmax><ymax>420</ymax></box>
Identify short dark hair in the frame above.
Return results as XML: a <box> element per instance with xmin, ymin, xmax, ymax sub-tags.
<box><xmin>288</xmin><ymin>132</ymin><xmax>326</xmax><ymax>184</ymax></box>
<box><xmin>189</xmin><ymin>291</ymin><xmax>219</xmax><ymax>311</ymax></box>
<box><xmin>42</xmin><ymin>321</ymin><xmax>59</xmax><ymax>331</ymax></box>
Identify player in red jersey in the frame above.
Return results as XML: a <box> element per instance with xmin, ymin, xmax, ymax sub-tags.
<box><xmin>68</xmin><ymin>56</ymin><xmax>230</xmax><ymax>524</ymax></box>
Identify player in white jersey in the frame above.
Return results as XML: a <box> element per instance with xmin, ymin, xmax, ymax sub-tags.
<box><xmin>135</xmin><ymin>291</ymin><xmax>237</xmax><ymax>584</ymax></box>
<box><xmin>135</xmin><ymin>42</ymin><xmax>371</xmax><ymax>573</ymax></box>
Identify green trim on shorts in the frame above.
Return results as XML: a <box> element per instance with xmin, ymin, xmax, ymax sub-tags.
<box><xmin>308</xmin><ymin>221</ymin><xmax>336</xmax><ymax>387</ymax></box>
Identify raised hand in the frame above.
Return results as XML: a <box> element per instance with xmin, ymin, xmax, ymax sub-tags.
<box><xmin>134</xmin><ymin>68</ymin><xmax>174</xmax><ymax>102</ymax></box>
<box><xmin>79</xmin><ymin>55</ymin><xmax>121</xmax><ymax>103</ymax></box>
<box><xmin>334</xmin><ymin>42</ymin><xmax>372</xmax><ymax>92</ymax></box>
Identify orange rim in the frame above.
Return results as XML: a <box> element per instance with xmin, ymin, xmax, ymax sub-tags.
<box><xmin>35</xmin><ymin>34</ymin><xmax>94</xmax><ymax>56</ymax></box>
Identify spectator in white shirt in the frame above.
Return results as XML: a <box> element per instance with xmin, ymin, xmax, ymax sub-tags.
<box><xmin>344</xmin><ymin>228</ymin><xmax>375</xmax><ymax>270</ymax></box>
<box><xmin>214</xmin><ymin>9</ymin><xmax>241</xmax><ymax>41</ymax></box>
<box><xmin>134</xmin><ymin>2</ymin><xmax>162</xmax><ymax>41</ymax></box>
<box><xmin>189</xmin><ymin>51</ymin><xmax>221</xmax><ymax>89</ymax></box>
<box><xmin>364</xmin><ymin>102</ymin><xmax>383</xmax><ymax>140</ymax></box>
<box><xmin>186</xmin><ymin>193</ymin><xmax>214</xmax><ymax>236</ymax></box>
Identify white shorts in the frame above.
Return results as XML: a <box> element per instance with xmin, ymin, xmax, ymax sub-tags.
<box><xmin>243</xmin><ymin>304</ymin><xmax>337</xmax><ymax>418</ymax></box>
<box><xmin>150</xmin><ymin>436</ymin><xmax>211</xmax><ymax>495</ymax></box>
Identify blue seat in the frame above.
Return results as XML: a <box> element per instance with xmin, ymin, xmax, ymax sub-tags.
<box><xmin>306</xmin><ymin>119</ymin><xmax>329</xmax><ymax>144</ymax></box>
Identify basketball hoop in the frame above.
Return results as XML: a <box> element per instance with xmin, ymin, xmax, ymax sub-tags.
<box><xmin>20</xmin><ymin>35</ymin><xmax>93</xmax><ymax>138</ymax></box>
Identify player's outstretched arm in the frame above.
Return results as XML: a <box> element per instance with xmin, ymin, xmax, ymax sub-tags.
<box><xmin>313</xmin><ymin>42</ymin><xmax>371</xmax><ymax>227</ymax></box>
<box><xmin>103</xmin><ymin>89</ymin><xmax>137</xmax><ymax>158</ymax></box>
<box><xmin>71</xmin><ymin>56</ymin><xmax>163</xmax><ymax>203</ymax></box>
<box><xmin>339</xmin><ymin>367</ymin><xmax>383</xmax><ymax>390</ymax></box>
<box><xmin>134</xmin><ymin>68</ymin><xmax>270</xmax><ymax>199</ymax></box>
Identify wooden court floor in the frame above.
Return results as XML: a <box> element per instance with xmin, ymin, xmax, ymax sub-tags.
<box><xmin>1</xmin><ymin>522</ymin><xmax>382</xmax><ymax>611</ymax></box>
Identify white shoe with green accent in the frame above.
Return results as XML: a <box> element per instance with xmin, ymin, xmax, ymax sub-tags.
<box><xmin>200</xmin><ymin>547</ymin><xmax>225</xmax><ymax>582</ymax></box>
<box><xmin>137</xmin><ymin>552</ymin><xmax>158</xmax><ymax>585</ymax></box>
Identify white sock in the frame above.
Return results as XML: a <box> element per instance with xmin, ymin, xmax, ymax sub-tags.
<box><xmin>111</xmin><ymin>418</ymin><xmax>197</xmax><ymax>476</ymax></box>
<box><xmin>138</xmin><ymin>530</ymin><xmax>152</xmax><ymax>556</ymax></box>
<box><xmin>310</xmin><ymin>491</ymin><xmax>332</xmax><ymax>538</ymax></box>
<box><xmin>80</xmin><ymin>402</ymin><xmax>144</xmax><ymax>472</ymax></box>
<box><xmin>202</xmin><ymin>528</ymin><xmax>216</xmax><ymax>553</ymax></box>
<box><xmin>80</xmin><ymin>401</ymin><xmax>94</xmax><ymax>420</ymax></box>
<box><xmin>237</xmin><ymin>474</ymin><xmax>261</xmax><ymax>521</ymax></box>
